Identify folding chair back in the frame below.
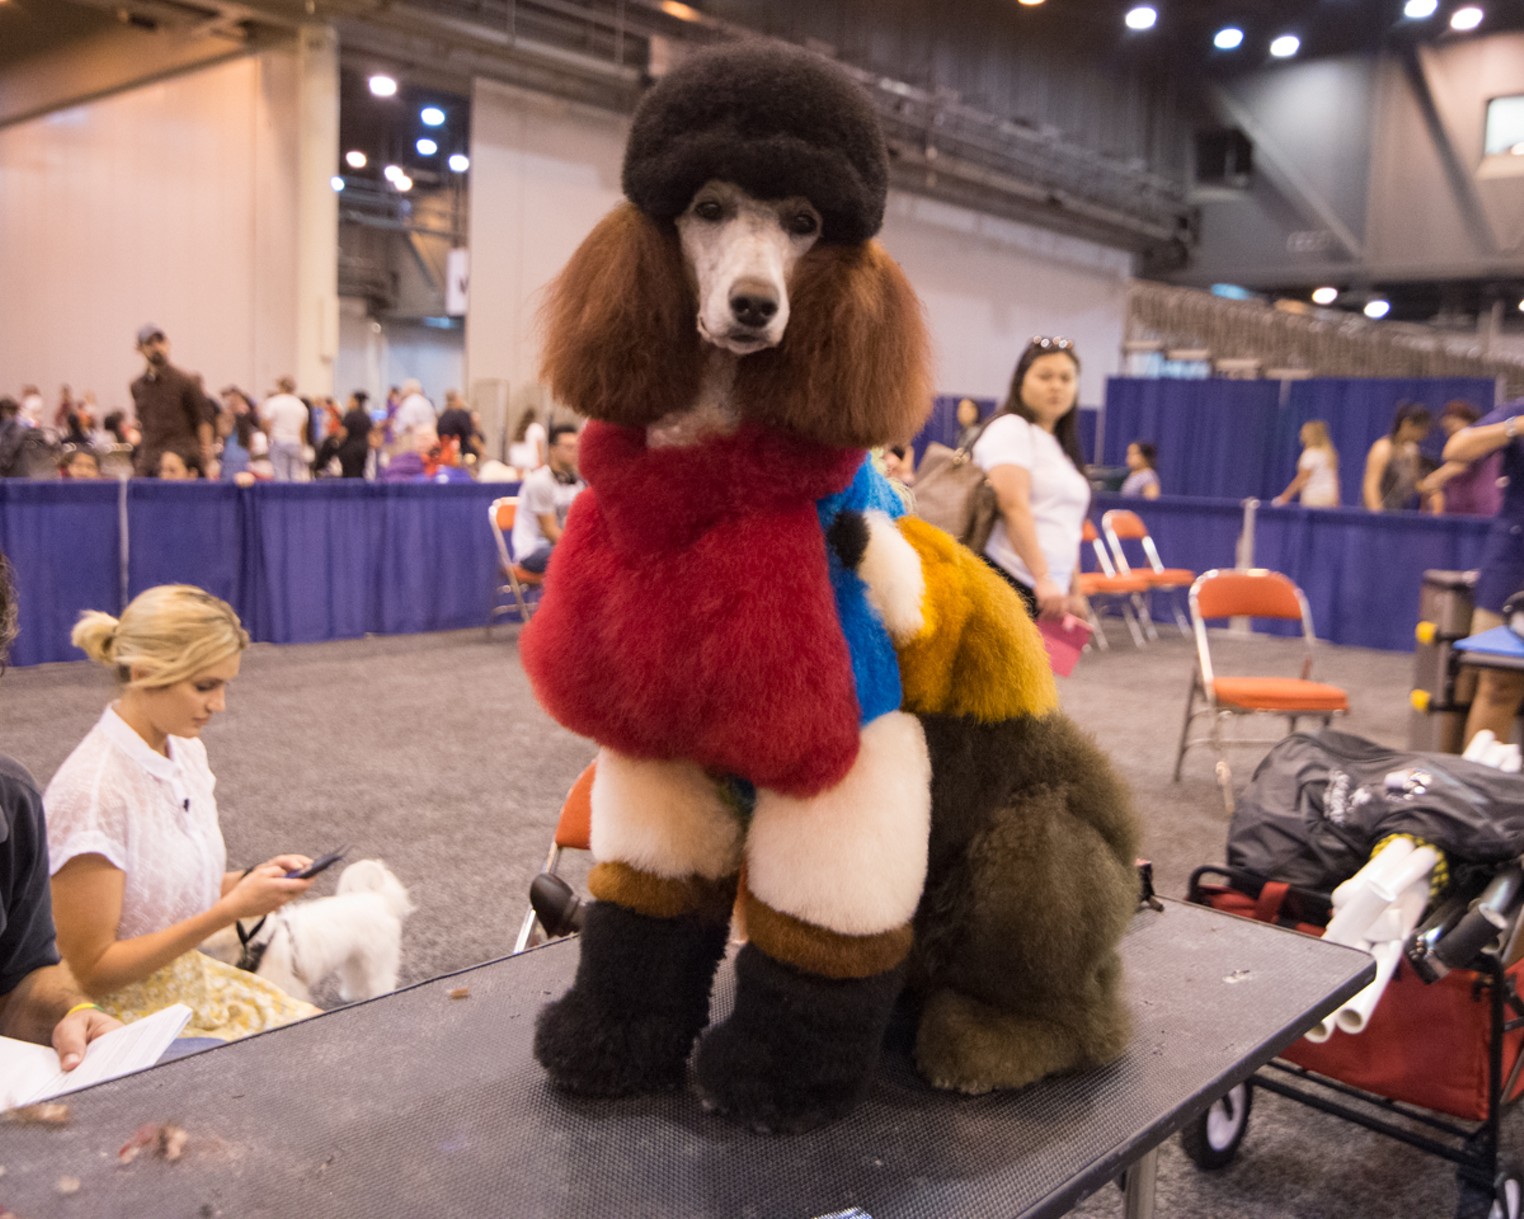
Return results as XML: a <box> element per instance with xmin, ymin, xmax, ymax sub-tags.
<box><xmin>1076</xmin><ymin>520</ymin><xmax>1149</xmax><ymax>647</ymax></box>
<box><xmin>488</xmin><ymin>496</ymin><xmax>544</xmax><ymax>628</ymax></box>
<box><xmin>1101</xmin><ymin>509</ymin><xmax>1195</xmax><ymax>634</ymax></box>
<box><xmin>1193</xmin><ymin>568</ymin><xmax>1304</xmax><ymax>622</ymax></box>
<box><xmin>513</xmin><ymin>763</ymin><xmax>595</xmax><ymax>953</ymax></box>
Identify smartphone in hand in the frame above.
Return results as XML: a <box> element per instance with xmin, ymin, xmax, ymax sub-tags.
<box><xmin>287</xmin><ymin>847</ymin><xmax>348</xmax><ymax>880</ymax></box>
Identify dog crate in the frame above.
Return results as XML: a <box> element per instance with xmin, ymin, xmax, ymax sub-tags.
<box><xmin>1182</xmin><ymin>864</ymin><xmax>1524</xmax><ymax>1219</ymax></box>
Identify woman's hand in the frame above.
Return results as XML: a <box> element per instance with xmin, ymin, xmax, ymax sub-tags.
<box><xmin>218</xmin><ymin>863</ymin><xmax>313</xmax><ymax>921</ymax></box>
<box><xmin>1033</xmin><ymin>575</ymin><xmax>1069</xmax><ymax>620</ymax></box>
<box><xmin>1065</xmin><ymin>594</ymin><xmax>1089</xmax><ymax>621</ymax></box>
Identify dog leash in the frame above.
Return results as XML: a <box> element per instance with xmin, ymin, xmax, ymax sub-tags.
<box><xmin>235</xmin><ymin>914</ymin><xmax>271</xmax><ymax>973</ymax></box>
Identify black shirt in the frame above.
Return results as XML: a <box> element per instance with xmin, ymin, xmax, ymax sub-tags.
<box><xmin>0</xmin><ymin>753</ymin><xmax>60</xmax><ymax>998</ymax></box>
<box><xmin>436</xmin><ymin>407</ymin><xmax>478</xmax><ymax>454</ymax></box>
<box><xmin>130</xmin><ymin>363</ymin><xmax>204</xmax><ymax>456</ymax></box>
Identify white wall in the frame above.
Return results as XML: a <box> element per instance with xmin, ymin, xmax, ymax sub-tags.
<box><xmin>465</xmin><ymin>79</ymin><xmax>1129</xmax><ymax>421</ymax></box>
<box><xmin>0</xmin><ymin>41</ymin><xmax>336</xmax><ymax>413</ymax></box>
<box><xmin>336</xmin><ymin>299</ymin><xmax>465</xmax><ymax>407</ymax></box>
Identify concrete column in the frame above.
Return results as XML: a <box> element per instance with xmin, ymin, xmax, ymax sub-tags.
<box><xmin>295</xmin><ymin>24</ymin><xmax>340</xmax><ymax>398</ymax></box>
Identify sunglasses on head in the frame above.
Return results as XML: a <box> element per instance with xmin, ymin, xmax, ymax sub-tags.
<box><xmin>1027</xmin><ymin>335</ymin><xmax>1075</xmax><ymax>352</ymax></box>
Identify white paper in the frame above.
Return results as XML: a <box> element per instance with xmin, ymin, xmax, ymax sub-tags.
<box><xmin>0</xmin><ymin>1003</ymin><xmax>192</xmax><ymax>1110</ymax></box>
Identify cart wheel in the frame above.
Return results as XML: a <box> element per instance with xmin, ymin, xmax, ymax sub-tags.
<box><xmin>1457</xmin><ymin>1168</ymin><xmax>1523</xmax><ymax>1219</ymax></box>
<box><xmin>1179</xmin><ymin>1082</ymin><xmax>1252</xmax><ymax>1171</ymax></box>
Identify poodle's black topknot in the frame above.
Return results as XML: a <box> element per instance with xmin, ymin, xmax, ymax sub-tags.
<box><xmin>622</xmin><ymin>41</ymin><xmax>888</xmax><ymax>244</ymax></box>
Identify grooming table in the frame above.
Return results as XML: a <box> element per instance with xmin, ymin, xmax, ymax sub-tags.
<box><xmin>0</xmin><ymin>899</ymin><xmax>1371</xmax><ymax>1219</ymax></box>
<box><xmin>1456</xmin><ymin>625</ymin><xmax>1524</xmax><ymax>672</ymax></box>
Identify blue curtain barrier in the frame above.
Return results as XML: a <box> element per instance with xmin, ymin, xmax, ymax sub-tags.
<box><xmin>913</xmin><ymin>397</ymin><xmax>1100</xmax><ymax>465</ymax></box>
<box><xmin>0</xmin><ymin>481</ymin><xmax>518</xmax><ymax>665</ymax></box>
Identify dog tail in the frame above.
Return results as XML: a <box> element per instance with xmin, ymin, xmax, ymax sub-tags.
<box><xmin>336</xmin><ymin>859</ymin><xmax>415</xmax><ymax>920</ymax></box>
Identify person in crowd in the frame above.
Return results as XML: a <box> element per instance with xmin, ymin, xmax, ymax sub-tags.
<box><xmin>156</xmin><ymin>450</ymin><xmax>202</xmax><ymax>481</ymax></box>
<box><xmin>1445</xmin><ymin>400</ymin><xmax>1524</xmax><ymax>746</ymax></box>
<box><xmin>0</xmin><ymin>553</ymin><xmax>123</xmax><ymax>1071</ymax></box>
<box><xmin>0</xmin><ymin>398</ymin><xmax>26</xmax><ymax>476</ymax></box>
<box><xmin>881</xmin><ymin>444</ymin><xmax>915</xmax><ymax>486</ymax></box>
<box><xmin>129</xmin><ymin>326</ymin><xmax>213</xmax><ymax>478</ymax></box>
<box><xmin>96</xmin><ymin>410</ymin><xmax>137</xmax><ymax>453</ymax></box>
<box><xmin>436</xmin><ymin>390</ymin><xmax>482</xmax><ymax>463</ymax></box>
<box><xmin>60</xmin><ymin>450</ymin><xmax>102</xmax><ymax>480</ymax></box>
<box><xmin>954</xmin><ymin>397</ymin><xmax>984</xmax><ymax>449</ymax></box>
<box><xmin>217</xmin><ymin>389</ymin><xmax>257</xmax><ymax>484</ymax></box>
<box><xmin>392</xmin><ymin>380</ymin><xmax>435</xmax><ymax>449</ymax></box>
<box><xmin>43</xmin><ymin>586</ymin><xmax>320</xmax><ymax>1039</ymax></box>
<box><xmin>507</xmin><ymin>408</ymin><xmax>548</xmax><ymax>473</ymax></box>
<box><xmin>381</xmin><ymin>426</ymin><xmax>472</xmax><ymax>484</ymax></box>
<box><xmin>260</xmin><ymin>377</ymin><xmax>309</xmax><ymax>483</ymax></box>
<box><xmin>1273</xmin><ymin>420</ymin><xmax>1341</xmax><ymax>507</ymax></box>
<box><xmin>19</xmin><ymin>386</ymin><xmax>45</xmax><ymax>429</ymax></box>
<box><xmin>511</xmin><ymin>423</ymin><xmax>585</xmax><ymax>573</ymax></box>
<box><xmin>1120</xmin><ymin>440</ymin><xmax>1161</xmax><ymax>499</ymax></box>
<box><xmin>1420</xmin><ymin>400</ymin><xmax>1504</xmax><ymax>518</ymax></box>
<box><xmin>336</xmin><ymin>392</ymin><xmax>373</xmax><ymax>480</ymax></box>
<box><xmin>972</xmin><ymin>336</ymin><xmax>1090</xmax><ymax>620</ymax></box>
<box><xmin>1363</xmin><ymin>402</ymin><xmax>1436</xmax><ymax>512</ymax></box>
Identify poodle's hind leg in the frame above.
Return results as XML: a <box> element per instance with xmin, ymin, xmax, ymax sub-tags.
<box><xmin>336</xmin><ymin>917</ymin><xmax>402</xmax><ymax>1002</ymax></box>
<box><xmin>915</xmin><ymin>953</ymin><xmax>1131</xmax><ymax>1095</ymax></box>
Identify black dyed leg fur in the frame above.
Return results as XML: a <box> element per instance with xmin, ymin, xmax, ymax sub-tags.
<box><xmin>534</xmin><ymin>900</ymin><xmax>729</xmax><ymax>1096</ymax></box>
<box><xmin>695</xmin><ymin>944</ymin><xmax>904</xmax><ymax>1133</ymax></box>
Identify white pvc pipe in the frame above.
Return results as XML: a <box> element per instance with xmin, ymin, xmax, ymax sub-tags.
<box><xmin>1335</xmin><ymin>941</ymin><xmax>1404</xmax><ymax>1035</ymax></box>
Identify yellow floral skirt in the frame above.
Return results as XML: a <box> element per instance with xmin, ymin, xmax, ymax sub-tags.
<box><xmin>98</xmin><ymin>951</ymin><xmax>320</xmax><ymax>1040</ymax></box>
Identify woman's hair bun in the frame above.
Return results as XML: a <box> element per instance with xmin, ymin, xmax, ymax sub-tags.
<box><xmin>71</xmin><ymin>611</ymin><xmax>120</xmax><ymax>665</ymax></box>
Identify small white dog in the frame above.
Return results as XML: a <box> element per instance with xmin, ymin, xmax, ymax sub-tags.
<box><xmin>204</xmin><ymin>859</ymin><xmax>414</xmax><ymax>1005</ymax></box>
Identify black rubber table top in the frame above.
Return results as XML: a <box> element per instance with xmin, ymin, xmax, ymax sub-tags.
<box><xmin>0</xmin><ymin>899</ymin><xmax>1371</xmax><ymax>1219</ymax></box>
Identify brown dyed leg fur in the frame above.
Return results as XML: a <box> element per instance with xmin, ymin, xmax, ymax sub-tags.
<box><xmin>912</xmin><ymin>711</ymin><xmax>1140</xmax><ymax>1095</ymax></box>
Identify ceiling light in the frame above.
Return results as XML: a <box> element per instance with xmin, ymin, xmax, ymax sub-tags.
<box><xmin>383</xmin><ymin>164</ymin><xmax>403</xmax><ymax>181</ymax></box>
<box><xmin>1311</xmin><ymin>286</ymin><xmax>1339</xmax><ymax>306</ymax></box>
<box><xmin>1451</xmin><ymin>6</ymin><xmax>1483</xmax><ymax>31</ymax></box>
<box><xmin>330</xmin><ymin>176</ymin><xmax>345</xmax><ymax>192</ymax></box>
<box><xmin>344</xmin><ymin>150</ymin><xmax>367</xmax><ymax>170</ymax></box>
<box><xmin>368</xmin><ymin>74</ymin><xmax>398</xmax><ymax>98</ymax></box>
<box><xmin>395</xmin><ymin>175</ymin><xmax>413</xmax><ymax>192</ymax></box>
<box><xmin>1214</xmin><ymin>27</ymin><xmax>1244</xmax><ymax>50</ymax></box>
<box><xmin>420</xmin><ymin>106</ymin><xmax>445</xmax><ymax>127</ymax></box>
<box><xmin>1364</xmin><ymin>298</ymin><xmax>1391</xmax><ymax>320</ymax></box>
<box><xmin>1404</xmin><ymin>0</ymin><xmax>1439</xmax><ymax>17</ymax></box>
<box><xmin>416</xmin><ymin>138</ymin><xmax>438</xmax><ymax>156</ymax></box>
<box><xmin>448</xmin><ymin>153</ymin><xmax>470</xmax><ymax>173</ymax></box>
<box><xmin>1516</xmin><ymin>298</ymin><xmax>1524</xmax><ymax>312</ymax></box>
<box><xmin>659</xmin><ymin>0</ymin><xmax>700</xmax><ymax>19</ymax></box>
<box><xmin>1125</xmin><ymin>6</ymin><xmax>1157</xmax><ymax>31</ymax></box>
<box><xmin>1017</xmin><ymin>0</ymin><xmax>1044</xmax><ymax>5</ymax></box>
<box><xmin>1269</xmin><ymin>34</ymin><xmax>1300</xmax><ymax>58</ymax></box>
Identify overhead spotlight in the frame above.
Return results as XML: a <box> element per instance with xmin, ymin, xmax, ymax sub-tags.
<box><xmin>1269</xmin><ymin>34</ymin><xmax>1300</xmax><ymax>58</ymax></box>
<box><xmin>368</xmin><ymin>74</ymin><xmax>398</xmax><ymax>98</ymax></box>
<box><xmin>1517</xmin><ymin>298</ymin><xmax>1524</xmax><ymax>312</ymax></box>
<box><xmin>416</xmin><ymin>137</ymin><xmax>438</xmax><ymax>156</ymax></box>
<box><xmin>1214</xmin><ymin>27</ymin><xmax>1245</xmax><ymax>50</ymax></box>
<box><xmin>1016</xmin><ymin>0</ymin><xmax>1044</xmax><ymax>5</ymax></box>
<box><xmin>448</xmin><ymin>153</ymin><xmax>470</xmax><ymax>173</ymax></box>
<box><xmin>345</xmin><ymin>150</ymin><xmax>368</xmax><ymax>170</ymax></box>
<box><xmin>1311</xmin><ymin>286</ymin><xmax>1339</xmax><ymax>306</ymax></box>
<box><xmin>1403</xmin><ymin>0</ymin><xmax>1439</xmax><ymax>17</ymax></box>
<box><xmin>1451</xmin><ymin>6</ymin><xmax>1483</xmax><ymax>31</ymax></box>
<box><xmin>330</xmin><ymin>176</ymin><xmax>345</xmax><ymax>192</ymax></box>
<box><xmin>383</xmin><ymin>164</ymin><xmax>404</xmax><ymax>182</ymax></box>
<box><xmin>1125</xmin><ymin>6</ymin><xmax>1157</xmax><ymax>30</ymax></box>
<box><xmin>1364</xmin><ymin>298</ymin><xmax>1391</xmax><ymax>320</ymax></box>
<box><xmin>395</xmin><ymin>175</ymin><xmax>413</xmax><ymax>192</ymax></box>
<box><xmin>420</xmin><ymin>106</ymin><xmax>446</xmax><ymax>127</ymax></box>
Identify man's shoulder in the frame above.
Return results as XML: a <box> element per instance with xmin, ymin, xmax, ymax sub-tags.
<box><xmin>0</xmin><ymin>753</ymin><xmax>42</xmax><ymax>842</ymax></box>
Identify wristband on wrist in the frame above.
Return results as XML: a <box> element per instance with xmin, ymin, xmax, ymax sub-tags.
<box><xmin>64</xmin><ymin>1002</ymin><xmax>101</xmax><ymax>1018</ymax></box>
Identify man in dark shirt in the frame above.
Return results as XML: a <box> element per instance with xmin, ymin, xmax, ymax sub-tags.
<box><xmin>0</xmin><ymin>553</ymin><xmax>119</xmax><ymax>1067</ymax></box>
<box><xmin>129</xmin><ymin>324</ymin><xmax>213</xmax><ymax>477</ymax></box>
<box><xmin>435</xmin><ymin>390</ymin><xmax>482</xmax><ymax>462</ymax></box>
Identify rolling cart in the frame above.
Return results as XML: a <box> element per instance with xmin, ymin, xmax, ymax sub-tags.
<box><xmin>1183</xmin><ymin>864</ymin><xmax>1524</xmax><ymax>1219</ymax></box>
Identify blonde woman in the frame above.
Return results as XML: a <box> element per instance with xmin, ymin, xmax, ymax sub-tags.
<box><xmin>43</xmin><ymin>586</ymin><xmax>319</xmax><ymax>1039</ymax></box>
<box><xmin>1273</xmin><ymin>420</ymin><xmax>1341</xmax><ymax>508</ymax></box>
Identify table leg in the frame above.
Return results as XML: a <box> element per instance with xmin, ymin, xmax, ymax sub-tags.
<box><xmin>1122</xmin><ymin>1146</ymin><xmax>1159</xmax><ymax>1219</ymax></box>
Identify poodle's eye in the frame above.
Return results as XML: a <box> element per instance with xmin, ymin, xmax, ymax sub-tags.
<box><xmin>787</xmin><ymin>211</ymin><xmax>819</xmax><ymax>237</ymax></box>
<box><xmin>693</xmin><ymin>199</ymin><xmax>724</xmax><ymax>221</ymax></box>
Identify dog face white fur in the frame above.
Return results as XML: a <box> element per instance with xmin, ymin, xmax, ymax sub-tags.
<box><xmin>676</xmin><ymin>180</ymin><xmax>823</xmax><ymax>355</ymax></box>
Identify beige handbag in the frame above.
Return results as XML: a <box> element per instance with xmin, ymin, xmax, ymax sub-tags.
<box><xmin>911</xmin><ymin>423</ymin><xmax>998</xmax><ymax>553</ymax></box>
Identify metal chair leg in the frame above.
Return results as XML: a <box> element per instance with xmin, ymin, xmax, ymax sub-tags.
<box><xmin>1170</xmin><ymin>591</ymin><xmax>1192</xmax><ymax>638</ymax></box>
<box><xmin>1136</xmin><ymin>593</ymin><xmax>1160</xmax><ymax>642</ymax></box>
<box><xmin>1173</xmin><ymin>673</ymin><xmax>1200</xmax><ymax>781</ymax></box>
<box><xmin>1086</xmin><ymin>602</ymin><xmax>1111</xmax><ymax>651</ymax></box>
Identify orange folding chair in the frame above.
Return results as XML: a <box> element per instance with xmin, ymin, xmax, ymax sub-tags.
<box><xmin>513</xmin><ymin>763</ymin><xmax>595</xmax><ymax>953</ymax></box>
<box><xmin>1077</xmin><ymin>520</ymin><xmax>1151</xmax><ymax>649</ymax></box>
<box><xmin>1173</xmin><ymin>568</ymin><xmax>1349</xmax><ymax>804</ymax></box>
<box><xmin>488</xmin><ymin>497</ymin><xmax>544</xmax><ymax>629</ymax></box>
<box><xmin>1101</xmin><ymin>509</ymin><xmax>1196</xmax><ymax>637</ymax></box>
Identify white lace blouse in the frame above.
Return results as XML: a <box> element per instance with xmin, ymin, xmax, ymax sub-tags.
<box><xmin>43</xmin><ymin>706</ymin><xmax>226</xmax><ymax>942</ymax></box>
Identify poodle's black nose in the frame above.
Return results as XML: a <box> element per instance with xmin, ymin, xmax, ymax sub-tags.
<box><xmin>730</xmin><ymin>291</ymin><xmax>778</xmax><ymax>328</ymax></box>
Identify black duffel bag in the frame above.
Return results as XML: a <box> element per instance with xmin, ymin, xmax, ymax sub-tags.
<box><xmin>1228</xmin><ymin>728</ymin><xmax>1524</xmax><ymax>891</ymax></box>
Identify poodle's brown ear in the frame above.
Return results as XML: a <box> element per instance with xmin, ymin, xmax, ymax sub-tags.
<box><xmin>735</xmin><ymin>241</ymin><xmax>932</xmax><ymax>449</ymax></box>
<box><xmin>538</xmin><ymin>202</ymin><xmax>705</xmax><ymax>426</ymax></box>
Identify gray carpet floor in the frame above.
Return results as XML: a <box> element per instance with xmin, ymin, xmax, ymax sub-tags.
<box><xmin>0</xmin><ymin>620</ymin><xmax>1512</xmax><ymax>1218</ymax></box>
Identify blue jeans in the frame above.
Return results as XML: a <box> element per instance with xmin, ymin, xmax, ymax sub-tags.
<box><xmin>520</xmin><ymin>543</ymin><xmax>554</xmax><ymax>574</ymax></box>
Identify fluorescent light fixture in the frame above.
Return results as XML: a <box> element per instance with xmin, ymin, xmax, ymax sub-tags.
<box><xmin>368</xmin><ymin>74</ymin><xmax>398</xmax><ymax>98</ymax></box>
<box><xmin>1214</xmin><ymin>27</ymin><xmax>1244</xmax><ymax>50</ymax></box>
<box><xmin>659</xmin><ymin>0</ymin><xmax>701</xmax><ymax>19</ymax></box>
<box><xmin>416</xmin><ymin>138</ymin><xmax>438</xmax><ymax>156</ymax></box>
<box><xmin>1363</xmin><ymin>298</ymin><xmax>1391</xmax><ymax>320</ymax></box>
<box><xmin>448</xmin><ymin>153</ymin><xmax>470</xmax><ymax>172</ymax></box>
<box><xmin>345</xmin><ymin>150</ymin><xmax>367</xmax><ymax>169</ymax></box>
<box><xmin>1125</xmin><ymin>6</ymin><xmax>1157</xmax><ymax>31</ymax></box>
<box><xmin>1451</xmin><ymin>6</ymin><xmax>1483</xmax><ymax>31</ymax></box>
<box><xmin>330</xmin><ymin>176</ymin><xmax>345</xmax><ymax>192</ymax></box>
<box><xmin>1017</xmin><ymin>0</ymin><xmax>1044</xmax><ymax>5</ymax></box>
<box><xmin>1210</xmin><ymin>283</ymin><xmax>1253</xmax><ymax>301</ymax></box>
<box><xmin>395</xmin><ymin>175</ymin><xmax>413</xmax><ymax>192</ymax></box>
<box><xmin>1311</xmin><ymin>286</ymin><xmax>1339</xmax><ymax>306</ymax></box>
<box><xmin>420</xmin><ymin>106</ymin><xmax>446</xmax><ymax>127</ymax></box>
<box><xmin>1269</xmin><ymin>34</ymin><xmax>1300</xmax><ymax>58</ymax></box>
<box><xmin>1404</xmin><ymin>0</ymin><xmax>1439</xmax><ymax>16</ymax></box>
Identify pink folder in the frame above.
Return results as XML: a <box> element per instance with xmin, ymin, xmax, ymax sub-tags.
<box><xmin>1036</xmin><ymin>614</ymin><xmax>1093</xmax><ymax>677</ymax></box>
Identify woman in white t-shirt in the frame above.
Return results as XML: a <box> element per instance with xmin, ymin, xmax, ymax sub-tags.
<box><xmin>1273</xmin><ymin>420</ymin><xmax>1341</xmax><ymax>508</ymax></box>
<box><xmin>44</xmin><ymin>586</ymin><xmax>320</xmax><ymax>1039</ymax></box>
<box><xmin>507</xmin><ymin>409</ymin><xmax>548</xmax><ymax>474</ymax></box>
<box><xmin>973</xmin><ymin>336</ymin><xmax>1092</xmax><ymax>619</ymax></box>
